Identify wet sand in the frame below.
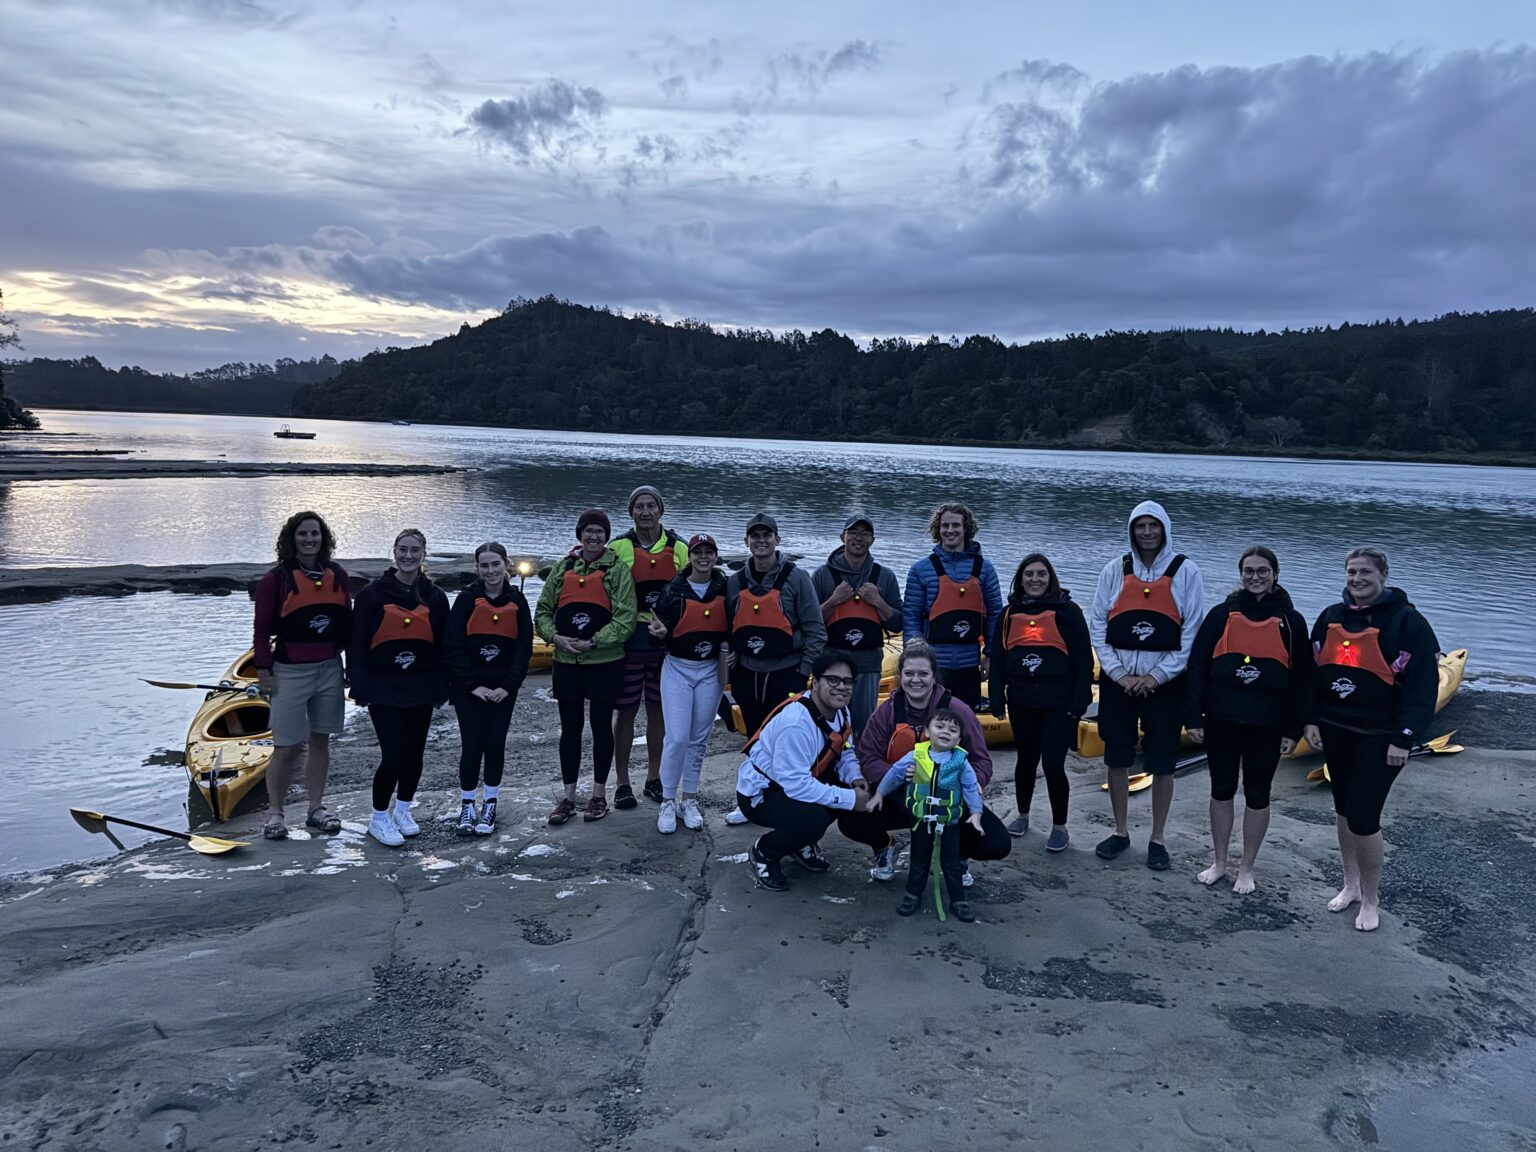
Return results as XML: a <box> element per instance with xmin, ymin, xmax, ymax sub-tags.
<box><xmin>2</xmin><ymin>682</ymin><xmax>1532</xmax><ymax>1152</ymax></box>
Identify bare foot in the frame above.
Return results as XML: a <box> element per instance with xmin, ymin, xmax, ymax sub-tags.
<box><xmin>1196</xmin><ymin>861</ymin><xmax>1227</xmax><ymax>886</ymax></box>
<box><xmin>1355</xmin><ymin>904</ymin><xmax>1380</xmax><ymax>932</ymax></box>
<box><xmin>1232</xmin><ymin>869</ymin><xmax>1256</xmax><ymax>895</ymax></box>
<box><xmin>1327</xmin><ymin>886</ymin><xmax>1361</xmax><ymax>913</ymax></box>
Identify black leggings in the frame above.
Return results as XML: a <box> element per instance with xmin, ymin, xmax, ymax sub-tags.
<box><xmin>737</xmin><ymin>787</ymin><xmax>838</xmax><ymax>859</ymax></box>
<box><xmin>1205</xmin><ymin>717</ymin><xmax>1283</xmax><ymax>809</ymax></box>
<box><xmin>907</xmin><ymin>820</ymin><xmax>966</xmax><ymax>901</ymax></box>
<box><xmin>368</xmin><ymin>702</ymin><xmax>433</xmax><ymax>810</ymax></box>
<box><xmin>939</xmin><ymin>666</ymin><xmax>983</xmax><ymax>712</ymax></box>
<box><xmin>1321</xmin><ymin>724</ymin><xmax>1403</xmax><ymax>837</ymax></box>
<box><xmin>732</xmin><ymin>666</ymin><xmax>810</xmax><ymax>739</ymax></box>
<box><xmin>552</xmin><ymin>661</ymin><xmax>622</xmax><ymax>786</ymax></box>
<box><xmin>454</xmin><ymin>693</ymin><xmax>517</xmax><ymax>791</ymax></box>
<box><xmin>838</xmin><ymin>802</ymin><xmax>1013</xmax><ymax>862</ymax></box>
<box><xmin>1011</xmin><ymin>705</ymin><xmax>1074</xmax><ymax>825</ymax></box>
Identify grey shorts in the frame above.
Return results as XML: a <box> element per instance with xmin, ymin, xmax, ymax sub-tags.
<box><xmin>270</xmin><ymin>657</ymin><xmax>346</xmax><ymax>746</ymax></box>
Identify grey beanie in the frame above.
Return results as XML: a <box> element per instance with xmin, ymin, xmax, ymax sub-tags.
<box><xmin>628</xmin><ymin>485</ymin><xmax>664</xmax><ymax>514</ymax></box>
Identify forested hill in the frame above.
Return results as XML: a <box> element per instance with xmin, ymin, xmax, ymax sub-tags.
<box><xmin>291</xmin><ymin>299</ymin><xmax>1536</xmax><ymax>458</ymax></box>
<box><xmin>5</xmin><ymin>356</ymin><xmax>343</xmax><ymax>416</ymax></box>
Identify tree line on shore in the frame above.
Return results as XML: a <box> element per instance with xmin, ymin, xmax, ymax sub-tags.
<box><xmin>6</xmin><ymin>292</ymin><xmax>1536</xmax><ymax>459</ymax></box>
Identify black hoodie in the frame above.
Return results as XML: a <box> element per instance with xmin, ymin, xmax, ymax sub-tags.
<box><xmin>445</xmin><ymin>579</ymin><xmax>533</xmax><ymax>699</ymax></box>
<box><xmin>348</xmin><ymin>568</ymin><xmax>450</xmax><ymax>709</ymax></box>
<box><xmin>1185</xmin><ymin>585</ymin><xmax>1312</xmax><ymax>734</ymax></box>
<box><xmin>987</xmin><ymin>590</ymin><xmax>1094</xmax><ymax>716</ymax></box>
<box><xmin>1308</xmin><ymin>587</ymin><xmax>1439</xmax><ymax>743</ymax></box>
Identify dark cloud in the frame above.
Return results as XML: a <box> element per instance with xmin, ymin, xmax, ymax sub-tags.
<box><xmin>465</xmin><ymin>81</ymin><xmax>609</xmax><ymax>160</ymax></box>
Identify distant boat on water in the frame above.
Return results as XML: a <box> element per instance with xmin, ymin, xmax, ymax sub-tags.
<box><xmin>390</xmin><ymin>419</ymin><xmax>412</xmax><ymax>426</ymax></box>
<box><xmin>273</xmin><ymin>424</ymin><xmax>316</xmax><ymax>440</ymax></box>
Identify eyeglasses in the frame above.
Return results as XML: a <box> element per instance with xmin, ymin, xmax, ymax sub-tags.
<box><xmin>819</xmin><ymin>675</ymin><xmax>855</xmax><ymax>689</ymax></box>
<box><xmin>1241</xmin><ymin>567</ymin><xmax>1273</xmax><ymax>578</ymax></box>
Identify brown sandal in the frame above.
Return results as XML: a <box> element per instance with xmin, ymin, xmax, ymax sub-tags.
<box><xmin>262</xmin><ymin>816</ymin><xmax>289</xmax><ymax>840</ymax></box>
<box><xmin>548</xmin><ymin>797</ymin><xmax>578</xmax><ymax>826</ymax></box>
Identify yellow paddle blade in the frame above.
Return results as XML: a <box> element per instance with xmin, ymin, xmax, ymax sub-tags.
<box><xmin>1099</xmin><ymin>773</ymin><xmax>1156</xmax><ymax>793</ymax></box>
<box><xmin>1306</xmin><ymin>766</ymin><xmax>1327</xmax><ymax>783</ymax></box>
<box><xmin>186</xmin><ymin>835</ymin><xmax>249</xmax><ymax>854</ymax></box>
<box><xmin>70</xmin><ymin>808</ymin><xmax>109</xmax><ymax>833</ymax></box>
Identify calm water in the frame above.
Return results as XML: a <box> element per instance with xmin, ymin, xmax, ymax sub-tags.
<box><xmin>2</xmin><ymin>410</ymin><xmax>1533</xmax><ymax>874</ymax></box>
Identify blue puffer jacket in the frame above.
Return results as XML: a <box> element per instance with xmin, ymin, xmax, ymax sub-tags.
<box><xmin>902</xmin><ymin>542</ymin><xmax>1003</xmax><ymax>670</ymax></box>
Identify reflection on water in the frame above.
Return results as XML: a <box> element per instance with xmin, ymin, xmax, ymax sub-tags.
<box><xmin>0</xmin><ymin>594</ymin><xmax>278</xmax><ymax>875</ymax></box>
<box><xmin>6</xmin><ymin>411</ymin><xmax>1533</xmax><ymax>681</ymax></box>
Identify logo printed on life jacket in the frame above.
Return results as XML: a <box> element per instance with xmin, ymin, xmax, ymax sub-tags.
<box><xmin>1130</xmin><ymin>621</ymin><xmax>1156</xmax><ymax>642</ymax></box>
<box><xmin>645</xmin><ymin>590</ymin><xmax>661</xmax><ymax>609</ymax></box>
<box><xmin>1235</xmin><ymin>665</ymin><xmax>1261</xmax><ymax>684</ymax></box>
<box><xmin>1331</xmin><ymin>677</ymin><xmax>1356</xmax><ymax>699</ymax></box>
<box><xmin>951</xmin><ymin>620</ymin><xmax>971</xmax><ymax>639</ymax></box>
<box><xmin>394</xmin><ymin>651</ymin><xmax>417</xmax><ymax>669</ymax></box>
<box><xmin>308</xmin><ymin>614</ymin><xmax>331</xmax><ymax>634</ymax></box>
<box><xmin>571</xmin><ymin>611</ymin><xmax>592</xmax><ymax>633</ymax></box>
<box><xmin>844</xmin><ymin>628</ymin><xmax>866</xmax><ymax>648</ymax></box>
<box><xmin>479</xmin><ymin>644</ymin><xmax>501</xmax><ymax>663</ymax></box>
<box><xmin>694</xmin><ymin>641</ymin><xmax>713</xmax><ymax>658</ymax></box>
<box><xmin>746</xmin><ymin>636</ymin><xmax>766</xmax><ymax>655</ymax></box>
<box><xmin>1021</xmin><ymin>653</ymin><xmax>1043</xmax><ymax>672</ymax></box>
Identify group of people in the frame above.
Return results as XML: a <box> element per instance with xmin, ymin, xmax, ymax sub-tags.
<box><xmin>251</xmin><ymin>491</ymin><xmax>1440</xmax><ymax>933</ymax></box>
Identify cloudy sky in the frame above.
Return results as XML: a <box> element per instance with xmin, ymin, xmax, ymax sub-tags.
<box><xmin>3</xmin><ymin>0</ymin><xmax>1534</xmax><ymax>372</ymax></box>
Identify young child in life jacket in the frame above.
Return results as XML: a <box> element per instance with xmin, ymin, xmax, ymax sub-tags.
<box><xmin>867</xmin><ymin>708</ymin><xmax>984</xmax><ymax>923</ymax></box>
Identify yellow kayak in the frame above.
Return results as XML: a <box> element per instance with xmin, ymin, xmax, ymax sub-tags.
<box><xmin>725</xmin><ymin>637</ymin><xmax>903</xmax><ymax>735</ymax></box>
<box><xmin>1076</xmin><ymin>648</ymin><xmax>1469</xmax><ymax>764</ymax></box>
<box><xmin>185</xmin><ymin>684</ymin><xmax>273</xmax><ymax>822</ymax></box>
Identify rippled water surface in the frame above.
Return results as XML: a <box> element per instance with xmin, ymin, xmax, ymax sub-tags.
<box><xmin>3</xmin><ymin>410</ymin><xmax>1533</xmax><ymax>874</ymax></box>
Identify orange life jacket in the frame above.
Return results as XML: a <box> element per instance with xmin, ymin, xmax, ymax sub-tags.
<box><xmin>733</xmin><ymin>564</ymin><xmax>796</xmax><ymax>660</ymax></box>
<box><xmin>1106</xmin><ymin>554</ymin><xmax>1186</xmax><ymax>651</ymax></box>
<box><xmin>368</xmin><ymin>602</ymin><xmax>437</xmax><ymax>676</ymax></box>
<box><xmin>554</xmin><ymin>563</ymin><xmax>613</xmax><ymax>641</ymax></box>
<box><xmin>884</xmin><ymin>688</ymin><xmax>955</xmax><ymax>765</ymax></box>
<box><xmin>743</xmin><ymin>693</ymin><xmax>850</xmax><ymax>784</ymax></box>
<box><xmin>1001</xmin><ymin>604</ymin><xmax>1070</xmax><ymax>682</ymax></box>
<box><xmin>824</xmin><ymin>564</ymin><xmax>886</xmax><ymax>652</ymax></box>
<box><xmin>1211</xmin><ymin>612</ymin><xmax>1291</xmax><ymax>694</ymax></box>
<box><xmin>622</xmin><ymin>529</ymin><xmax>683</xmax><ymax>615</ymax></box>
<box><xmin>926</xmin><ymin>554</ymin><xmax>984</xmax><ymax>645</ymax></box>
<box><xmin>1315</xmin><ymin>621</ymin><xmax>1396</xmax><ymax>716</ymax></box>
<box><xmin>670</xmin><ymin>588</ymin><xmax>730</xmax><ymax>662</ymax></box>
<box><xmin>274</xmin><ymin>565</ymin><xmax>350</xmax><ymax>654</ymax></box>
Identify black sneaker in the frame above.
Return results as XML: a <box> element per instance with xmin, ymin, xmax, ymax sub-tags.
<box><xmin>642</xmin><ymin>778</ymin><xmax>665</xmax><ymax>804</ymax></box>
<box><xmin>750</xmin><ymin>838</ymin><xmax>788</xmax><ymax>891</ymax></box>
<box><xmin>897</xmin><ymin>892</ymin><xmax>921</xmax><ymax>916</ymax></box>
<box><xmin>455</xmin><ymin>801</ymin><xmax>477</xmax><ymax>836</ymax></box>
<box><xmin>790</xmin><ymin>843</ymin><xmax>831</xmax><ymax>873</ymax></box>
<box><xmin>475</xmin><ymin>799</ymin><xmax>497</xmax><ymax>836</ymax></box>
<box><xmin>613</xmin><ymin>783</ymin><xmax>638</xmax><ymax>810</ymax></box>
<box><xmin>951</xmin><ymin>900</ymin><xmax>977</xmax><ymax>923</ymax></box>
<box><xmin>1095</xmin><ymin>833</ymin><xmax>1132</xmax><ymax>860</ymax></box>
<box><xmin>1146</xmin><ymin>841</ymin><xmax>1171</xmax><ymax>871</ymax></box>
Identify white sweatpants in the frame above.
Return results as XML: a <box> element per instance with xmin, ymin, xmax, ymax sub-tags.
<box><xmin>659</xmin><ymin>655</ymin><xmax>723</xmax><ymax>799</ymax></box>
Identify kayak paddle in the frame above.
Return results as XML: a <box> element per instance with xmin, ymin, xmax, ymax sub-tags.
<box><xmin>69</xmin><ymin>807</ymin><xmax>248</xmax><ymax>855</ymax></box>
<box><xmin>143</xmin><ymin>678</ymin><xmax>261</xmax><ymax>695</ymax></box>
<box><xmin>1101</xmin><ymin>772</ymin><xmax>1156</xmax><ymax>794</ymax></box>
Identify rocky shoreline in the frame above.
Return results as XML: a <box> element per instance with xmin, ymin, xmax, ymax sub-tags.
<box><xmin>1</xmin><ymin>676</ymin><xmax>1532</xmax><ymax>1151</ymax></box>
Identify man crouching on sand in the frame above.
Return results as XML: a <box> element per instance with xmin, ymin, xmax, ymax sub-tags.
<box><xmin>734</xmin><ymin>651</ymin><xmax>874</xmax><ymax>891</ymax></box>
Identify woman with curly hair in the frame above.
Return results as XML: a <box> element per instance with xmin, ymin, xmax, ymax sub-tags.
<box><xmin>901</xmin><ymin>502</ymin><xmax>1002</xmax><ymax>710</ymax></box>
<box><xmin>251</xmin><ymin>510</ymin><xmax>351</xmax><ymax>839</ymax></box>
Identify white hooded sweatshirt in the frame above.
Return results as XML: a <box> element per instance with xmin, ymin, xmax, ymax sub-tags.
<box><xmin>1089</xmin><ymin>500</ymin><xmax>1205</xmax><ymax>684</ymax></box>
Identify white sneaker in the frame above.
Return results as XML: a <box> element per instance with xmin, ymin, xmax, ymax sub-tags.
<box><xmin>657</xmin><ymin>799</ymin><xmax>678</xmax><ymax>834</ymax></box>
<box><xmin>680</xmin><ymin>797</ymin><xmax>704</xmax><ymax>830</ymax></box>
<box><xmin>368</xmin><ymin>811</ymin><xmax>405</xmax><ymax>847</ymax></box>
<box><xmin>724</xmin><ymin>807</ymin><xmax>750</xmax><ymax>826</ymax></box>
<box><xmin>869</xmin><ymin>844</ymin><xmax>896</xmax><ymax>882</ymax></box>
<box><xmin>391</xmin><ymin>804</ymin><xmax>420</xmax><ymax>837</ymax></box>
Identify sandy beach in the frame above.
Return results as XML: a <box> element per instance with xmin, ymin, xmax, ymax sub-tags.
<box><xmin>2</xmin><ymin>680</ymin><xmax>1531</xmax><ymax>1152</ymax></box>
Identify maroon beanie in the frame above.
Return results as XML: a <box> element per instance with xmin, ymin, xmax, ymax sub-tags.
<box><xmin>575</xmin><ymin>508</ymin><xmax>611</xmax><ymax>540</ymax></box>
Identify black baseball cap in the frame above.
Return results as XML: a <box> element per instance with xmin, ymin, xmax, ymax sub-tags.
<box><xmin>842</xmin><ymin>513</ymin><xmax>875</xmax><ymax>533</ymax></box>
<box><xmin>744</xmin><ymin>513</ymin><xmax>778</xmax><ymax>534</ymax></box>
